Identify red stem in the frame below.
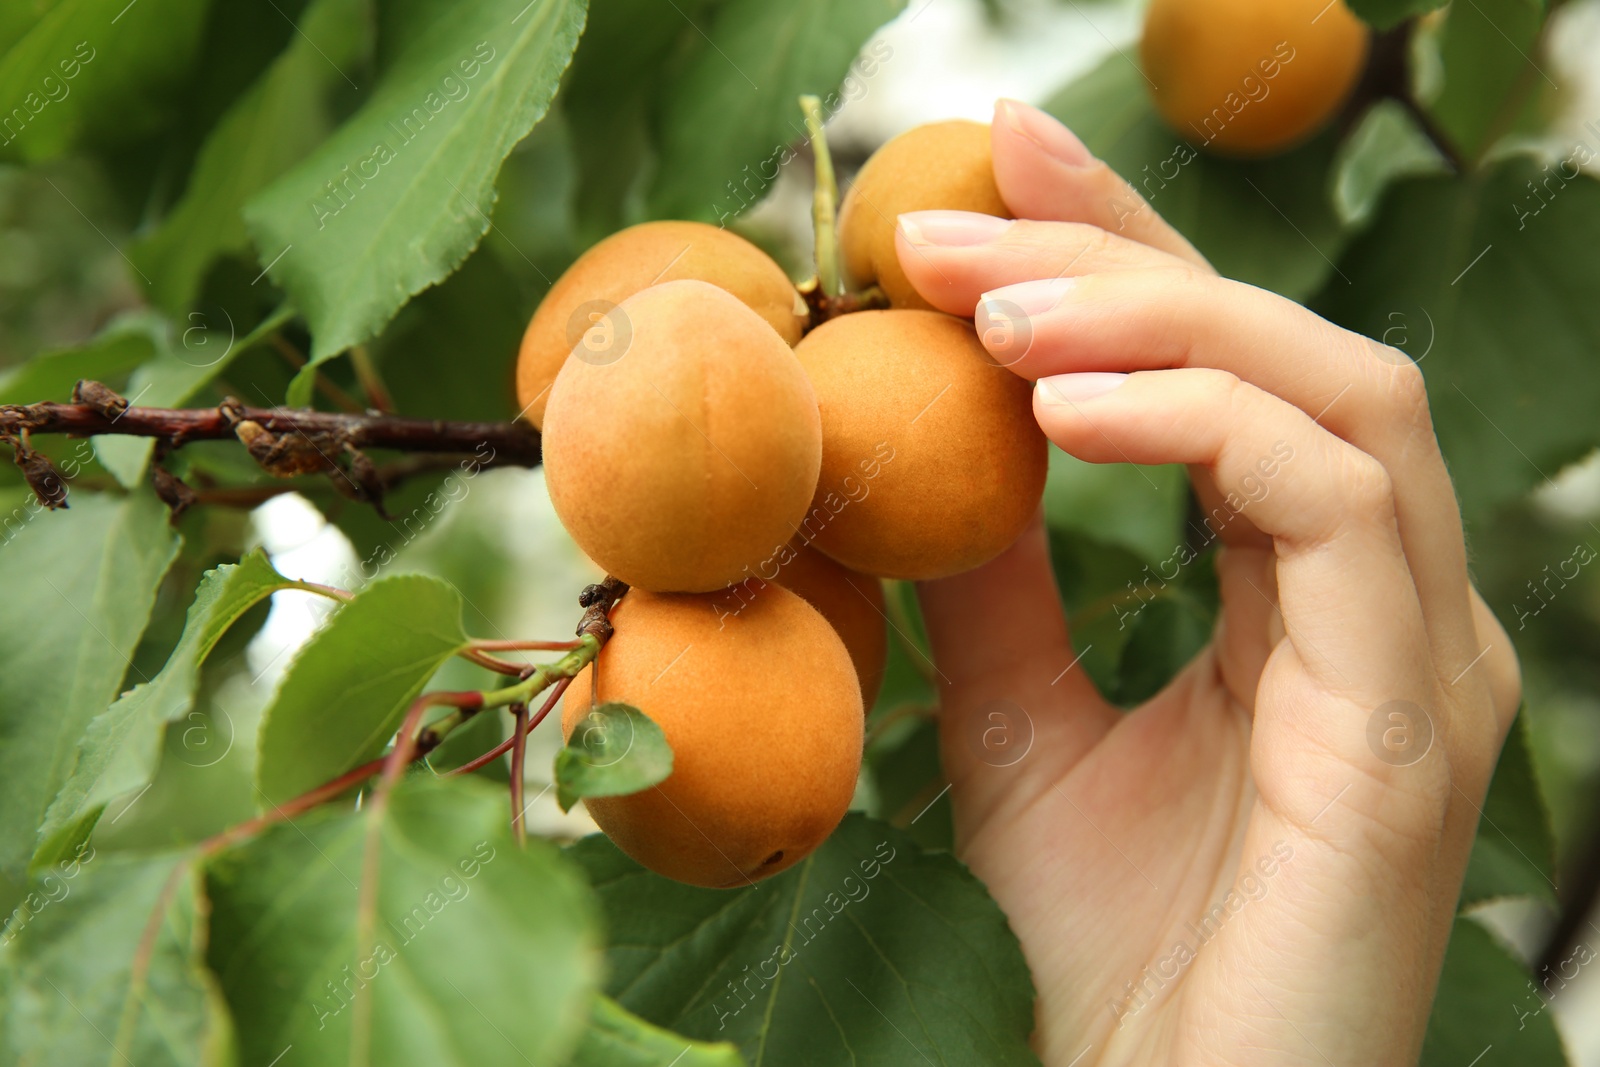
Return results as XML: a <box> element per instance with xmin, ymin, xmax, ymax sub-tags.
<box><xmin>510</xmin><ymin>703</ymin><xmax>529</xmax><ymax>845</ymax></box>
<box><xmin>462</xmin><ymin>648</ymin><xmax>531</xmax><ymax>676</ymax></box>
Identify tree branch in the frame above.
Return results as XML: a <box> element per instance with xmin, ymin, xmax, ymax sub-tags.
<box><xmin>0</xmin><ymin>396</ymin><xmax>541</xmax><ymax>464</ymax></box>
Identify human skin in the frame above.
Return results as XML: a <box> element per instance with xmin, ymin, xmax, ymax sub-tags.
<box><xmin>896</xmin><ymin>99</ymin><xmax>1521</xmax><ymax>1065</ymax></box>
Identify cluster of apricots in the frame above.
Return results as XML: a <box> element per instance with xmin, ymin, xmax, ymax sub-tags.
<box><xmin>517</xmin><ymin>0</ymin><xmax>1371</xmax><ymax>888</ymax></box>
<box><xmin>516</xmin><ymin>119</ymin><xmax>1045</xmax><ymax>888</ymax></box>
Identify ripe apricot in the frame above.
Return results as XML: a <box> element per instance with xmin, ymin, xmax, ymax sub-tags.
<box><xmin>792</xmin><ymin>310</ymin><xmax>1046</xmax><ymax>581</ymax></box>
<box><xmin>515</xmin><ymin>221</ymin><xmax>806</xmax><ymax>428</ymax></box>
<box><xmin>775</xmin><ymin>541</ymin><xmax>887</xmax><ymax>709</ymax></box>
<box><xmin>1141</xmin><ymin>0</ymin><xmax>1369</xmax><ymax>156</ymax></box>
<box><xmin>563</xmin><ymin>587</ymin><xmax>863</xmax><ymax>888</ymax></box>
<box><xmin>542</xmin><ymin>280</ymin><xmax>821</xmax><ymax>593</ymax></box>
<box><xmin>838</xmin><ymin>121</ymin><xmax>1010</xmax><ymax>310</ymax></box>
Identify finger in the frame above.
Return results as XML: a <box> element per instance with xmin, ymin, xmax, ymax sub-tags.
<box><xmin>990</xmin><ymin>98</ymin><xmax>1211</xmax><ymax>272</ymax></box>
<box><xmin>976</xmin><ymin>265</ymin><xmax>1477</xmax><ymax>676</ymax></box>
<box><xmin>917</xmin><ymin>514</ymin><xmax>1118</xmax><ymax>802</ymax></box>
<box><xmin>1034</xmin><ymin>367</ymin><xmax>1431</xmax><ymax>709</ymax></box>
<box><xmin>894</xmin><ymin>213</ymin><xmax>1174</xmax><ymax>317</ymax></box>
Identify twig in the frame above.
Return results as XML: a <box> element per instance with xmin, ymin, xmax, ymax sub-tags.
<box><xmin>510</xmin><ymin>703</ymin><xmax>529</xmax><ymax>845</ymax></box>
<box><xmin>0</xmin><ymin>396</ymin><xmax>541</xmax><ymax>464</ymax></box>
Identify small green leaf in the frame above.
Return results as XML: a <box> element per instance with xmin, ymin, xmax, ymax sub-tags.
<box><xmin>255</xmin><ymin>574</ymin><xmax>469</xmax><ymax>807</ymax></box>
<box><xmin>646</xmin><ymin>0</ymin><xmax>906</xmax><ymax>221</ymax></box>
<box><xmin>556</xmin><ymin>702</ymin><xmax>673</xmax><ymax>813</ymax></box>
<box><xmin>1460</xmin><ymin>711</ymin><xmax>1557</xmax><ymax>907</ymax></box>
<box><xmin>1043</xmin><ymin>54</ymin><xmax>1348</xmax><ymax>301</ymax></box>
<box><xmin>0</xmin><ymin>849</ymin><xmax>233</xmax><ymax>1066</ymax></box>
<box><xmin>244</xmin><ymin>0</ymin><xmax>587</xmax><ymax>366</ymax></box>
<box><xmin>568</xmin><ymin>813</ymin><xmax>1039</xmax><ymax>1066</ymax></box>
<box><xmin>0</xmin><ymin>490</ymin><xmax>179</xmax><ymax>918</ymax></box>
<box><xmin>1331</xmin><ymin>101</ymin><xmax>1449</xmax><ymax>226</ymax></box>
<box><xmin>0</xmin><ymin>0</ymin><xmax>213</xmax><ymax>161</ymax></box>
<box><xmin>568</xmin><ymin>995</ymin><xmax>746</xmax><ymax>1067</ymax></box>
<box><xmin>205</xmin><ymin>775</ymin><xmax>602</xmax><ymax>1066</ymax></box>
<box><xmin>1346</xmin><ymin>0</ymin><xmax>1449</xmax><ymax>31</ymax></box>
<box><xmin>1421</xmin><ymin>916</ymin><xmax>1568</xmax><ymax>1066</ymax></box>
<box><xmin>131</xmin><ymin>0</ymin><xmax>369</xmax><ymax>314</ymax></box>
<box><xmin>39</xmin><ymin>552</ymin><xmax>304</xmax><ymax>851</ymax></box>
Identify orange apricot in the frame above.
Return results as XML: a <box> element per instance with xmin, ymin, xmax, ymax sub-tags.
<box><xmin>516</xmin><ymin>221</ymin><xmax>806</xmax><ymax>428</ymax></box>
<box><xmin>838</xmin><ymin>121</ymin><xmax>1010</xmax><ymax>310</ymax></box>
<box><xmin>541</xmin><ymin>280</ymin><xmax>821</xmax><ymax>593</ymax></box>
<box><xmin>792</xmin><ymin>309</ymin><xmax>1046</xmax><ymax>581</ymax></box>
<box><xmin>1141</xmin><ymin>0</ymin><xmax>1369</xmax><ymax>156</ymax></box>
<box><xmin>563</xmin><ymin>587</ymin><xmax>863</xmax><ymax>888</ymax></box>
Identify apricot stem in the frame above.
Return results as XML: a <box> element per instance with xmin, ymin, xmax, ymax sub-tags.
<box><xmin>800</xmin><ymin>94</ymin><xmax>843</xmax><ymax>298</ymax></box>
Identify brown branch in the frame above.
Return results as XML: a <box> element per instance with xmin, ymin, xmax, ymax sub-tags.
<box><xmin>0</xmin><ymin>397</ymin><xmax>541</xmax><ymax>464</ymax></box>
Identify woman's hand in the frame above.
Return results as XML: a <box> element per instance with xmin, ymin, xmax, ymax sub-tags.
<box><xmin>900</xmin><ymin>99</ymin><xmax>1521</xmax><ymax>1066</ymax></box>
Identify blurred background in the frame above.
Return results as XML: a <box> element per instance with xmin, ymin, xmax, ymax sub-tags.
<box><xmin>3</xmin><ymin>0</ymin><xmax>1599</xmax><ymax>1058</ymax></box>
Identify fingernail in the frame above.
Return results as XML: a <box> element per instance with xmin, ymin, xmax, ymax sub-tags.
<box><xmin>1037</xmin><ymin>373</ymin><xmax>1127</xmax><ymax>405</ymax></box>
<box><xmin>996</xmin><ymin>98</ymin><xmax>1092</xmax><ymax>167</ymax></box>
<box><xmin>981</xmin><ymin>277</ymin><xmax>1076</xmax><ymax>318</ymax></box>
<box><xmin>898</xmin><ymin>210</ymin><xmax>1013</xmax><ymax>247</ymax></box>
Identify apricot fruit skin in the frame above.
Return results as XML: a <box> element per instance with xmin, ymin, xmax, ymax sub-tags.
<box><xmin>792</xmin><ymin>310</ymin><xmax>1046</xmax><ymax>581</ymax></box>
<box><xmin>1141</xmin><ymin>0</ymin><xmax>1369</xmax><ymax>157</ymax></box>
<box><xmin>542</xmin><ymin>280</ymin><xmax>822</xmax><ymax>593</ymax></box>
<box><xmin>563</xmin><ymin>587</ymin><xmax>863</xmax><ymax>888</ymax></box>
<box><xmin>775</xmin><ymin>541</ymin><xmax>887</xmax><ymax>710</ymax></box>
<box><xmin>838</xmin><ymin>121</ymin><xmax>1010</xmax><ymax>310</ymax></box>
<box><xmin>515</xmin><ymin>221</ymin><xmax>805</xmax><ymax>428</ymax></box>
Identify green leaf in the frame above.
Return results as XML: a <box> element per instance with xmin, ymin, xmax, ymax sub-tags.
<box><xmin>560</xmin><ymin>0</ymin><xmax>714</xmax><ymax>240</ymax></box>
<box><xmin>1043</xmin><ymin>54</ymin><xmax>1348</xmax><ymax>301</ymax></box>
<box><xmin>92</xmin><ymin>306</ymin><xmax>294</xmax><ymax>487</ymax></box>
<box><xmin>370</xmin><ymin>243</ymin><xmax>527</xmax><ymax>422</ymax></box>
<box><xmin>646</xmin><ymin>0</ymin><xmax>906</xmax><ymax>221</ymax></box>
<box><xmin>1042</xmin><ymin>450</ymin><xmax>1188</xmax><ymax>567</ymax></box>
<box><xmin>0</xmin><ymin>490</ymin><xmax>179</xmax><ymax>916</ymax></box>
<box><xmin>555</xmin><ymin>702</ymin><xmax>673</xmax><ymax>813</ymax></box>
<box><xmin>1346</xmin><ymin>0</ymin><xmax>1448</xmax><ymax>31</ymax></box>
<box><xmin>1428</xmin><ymin>0</ymin><xmax>1546</xmax><ymax>161</ymax></box>
<box><xmin>1331</xmin><ymin>101</ymin><xmax>1449</xmax><ymax>227</ymax></box>
<box><xmin>131</xmin><ymin>0</ymin><xmax>369</xmax><ymax>314</ymax></box>
<box><xmin>568</xmin><ymin>995</ymin><xmax>746</xmax><ymax>1067</ymax></box>
<box><xmin>39</xmin><ymin>552</ymin><xmax>305</xmax><ymax>851</ymax></box>
<box><xmin>1047</xmin><ymin>528</ymin><xmax>1152</xmax><ymax>699</ymax></box>
<box><xmin>0</xmin><ymin>309</ymin><xmax>165</xmax><ymax>406</ymax></box>
<box><xmin>244</xmin><ymin>0</ymin><xmax>587</xmax><ymax>371</ymax></box>
<box><xmin>256</xmin><ymin>574</ymin><xmax>468</xmax><ymax>806</ymax></box>
<box><xmin>864</xmin><ymin>715</ymin><xmax>951</xmax><ymax>852</ymax></box>
<box><xmin>1420</xmin><ymin>916</ymin><xmax>1568</xmax><ymax>1066</ymax></box>
<box><xmin>0</xmin><ymin>850</ymin><xmax>234</xmax><ymax>1065</ymax></box>
<box><xmin>205</xmin><ymin>775</ymin><xmax>601</xmax><ymax>1065</ymax></box>
<box><xmin>1460</xmin><ymin>711</ymin><xmax>1557</xmax><ymax>907</ymax></box>
<box><xmin>569</xmin><ymin>813</ymin><xmax>1039</xmax><ymax>1066</ymax></box>
<box><xmin>1112</xmin><ymin>554</ymin><xmax>1218</xmax><ymax>706</ymax></box>
<box><xmin>0</xmin><ymin>0</ymin><xmax>213</xmax><ymax>162</ymax></box>
<box><xmin>1312</xmin><ymin>160</ymin><xmax>1600</xmax><ymax>523</ymax></box>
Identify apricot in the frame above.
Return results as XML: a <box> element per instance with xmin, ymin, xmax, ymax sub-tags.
<box><xmin>792</xmin><ymin>310</ymin><xmax>1046</xmax><ymax>580</ymax></box>
<box><xmin>838</xmin><ymin>121</ymin><xmax>1010</xmax><ymax>310</ymax></box>
<box><xmin>515</xmin><ymin>221</ymin><xmax>806</xmax><ymax>428</ymax></box>
<box><xmin>563</xmin><ymin>586</ymin><xmax>863</xmax><ymax>888</ymax></box>
<box><xmin>701</xmin><ymin>539</ymin><xmax>887</xmax><ymax>706</ymax></box>
<box><xmin>542</xmin><ymin>280</ymin><xmax>821</xmax><ymax>593</ymax></box>
<box><xmin>1141</xmin><ymin>0</ymin><xmax>1369</xmax><ymax>157</ymax></box>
